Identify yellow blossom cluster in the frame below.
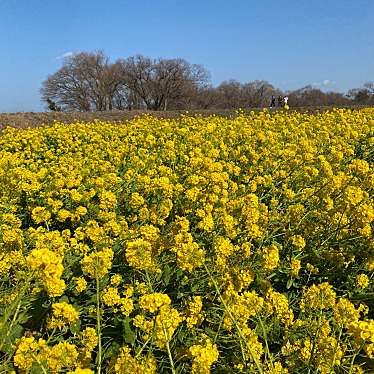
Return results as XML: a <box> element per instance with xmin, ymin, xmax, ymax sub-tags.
<box><xmin>47</xmin><ymin>301</ymin><xmax>79</xmax><ymax>330</ymax></box>
<box><xmin>26</xmin><ymin>247</ymin><xmax>66</xmax><ymax>296</ymax></box>
<box><xmin>189</xmin><ymin>336</ymin><xmax>219</xmax><ymax>374</ymax></box>
<box><xmin>81</xmin><ymin>247</ymin><xmax>114</xmax><ymax>278</ymax></box>
<box><xmin>113</xmin><ymin>346</ymin><xmax>157</xmax><ymax>373</ymax></box>
<box><xmin>300</xmin><ymin>282</ymin><xmax>336</xmax><ymax>311</ymax></box>
<box><xmin>135</xmin><ymin>294</ymin><xmax>184</xmax><ymax>349</ymax></box>
<box><xmin>185</xmin><ymin>296</ymin><xmax>204</xmax><ymax>328</ymax></box>
<box><xmin>171</xmin><ymin>216</ymin><xmax>206</xmax><ymax>271</ymax></box>
<box><xmin>1</xmin><ymin>108</ymin><xmax>374</xmax><ymax>372</ymax></box>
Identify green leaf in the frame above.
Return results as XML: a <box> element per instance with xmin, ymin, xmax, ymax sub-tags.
<box><xmin>58</xmin><ymin>295</ymin><xmax>70</xmax><ymax>304</ymax></box>
<box><xmin>31</xmin><ymin>360</ymin><xmax>50</xmax><ymax>374</ymax></box>
<box><xmin>1</xmin><ymin>324</ymin><xmax>23</xmax><ymax>354</ymax></box>
<box><xmin>123</xmin><ymin>316</ymin><xmax>136</xmax><ymax>345</ymax></box>
<box><xmin>70</xmin><ymin>319</ymin><xmax>81</xmax><ymax>335</ymax></box>
<box><xmin>286</xmin><ymin>278</ymin><xmax>294</xmax><ymax>289</ymax></box>
<box><xmin>162</xmin><ymin>264</ymin><xmax>171</xmax><ymax>286</ymax></box>
<box><xmin>105</xmin><ymin>341</ymin><xmax>121</xmax><ymax>359</ymax></box>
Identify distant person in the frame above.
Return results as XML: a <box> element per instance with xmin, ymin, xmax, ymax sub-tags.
<box><xmin>284</xmin><ymin>96</ymin><xmax>289</xmax><ymax>110</ymax></box>
<box><xmin>270</xmin><ymin>95</ymin><xmax>276</xmax><ymax>108</ymax></box>
<box><xmin>277</xmin><ymin>96</ymin><xmax>283</xmax><ymax>107</ymax></box>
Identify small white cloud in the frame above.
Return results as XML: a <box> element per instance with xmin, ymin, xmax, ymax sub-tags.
<box><xmin>312</xmin><ymin>80</ymin><xmax>336</xmax><ymax>87</ymax></box>
<box><xmin>56</xmin><ymin>51</ymin><xmax>76</xmax><ymax>60</ymax></box>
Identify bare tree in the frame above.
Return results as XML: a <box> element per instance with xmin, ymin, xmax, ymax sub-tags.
<box><xmin>242</xmin><ymin>80</ymin><xmax>280</xmax><ymax>107</ymax></box>
<box><xmin>41</xmin><ymin>51</ymin><xmax>124</xmax><ymax>111</ymax></box>
<box><xmin>363</xmin><ymin>81</ymin><xmax>374</xmax><ymax>95</ymax></box>
<box><xmin>41</xmin><ymin>61</ymin><xmax>91</xmax><ymax>111</ymax></box>
<box><xmin>348</xmin><ymin>82</ymin><xmax>374</xmax><ymax>105</ymax></box>
<box><xmin>117</xmin><ymin>55</ymin><xmax>210</xmax><ymax>110</ymax></box>
<box><xmin>213</xmin><ymin>80</ymin><xmax>280</xmax><ymax>108</ymax></box>
<box><xmin>188</xmin><ymin>86</ymin><xmax>221</xmax><ymax>109</ymax></box>
<box><xmin>215</xmin><ymin>80</ymin><xmax>244</xmax><ymax>108</ymax></box>
<box><xmin>288</xmin><ymin>85</ymin><xmax>351</xmax><ymax>107</ymax></box>
<box><xmin>41</xmin><ymin>52</ymin><xmax>211</xmax><ymax>111</ymax></box>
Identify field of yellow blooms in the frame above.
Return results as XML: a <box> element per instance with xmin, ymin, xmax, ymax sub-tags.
<box><xmin>0</xmin><ymin>108</ymin><xmax>373</xmax><ymax>373</ymax></box>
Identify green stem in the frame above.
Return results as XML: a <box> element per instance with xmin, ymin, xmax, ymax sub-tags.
<box><xmin>135</xmin><ymin>335</ymin><xmax>152</xmax><ymax>358</ymax></box>
<box><xmin>161</xmin><ymin>321</ymin><xmax>177</xmax><ymax>374</ymax></box>
<box><xmin>348</xmin><ymin>342</ymin><xmax>364</xmax><ymax>374</ymax></box>
<box><xmin>329</xmin><ymin>327</ymin><xmax>343</xmax><ymax>373</ymax></box>
<box><xmin>258</xmin><ymin>315</ymin><xmax>274</xmax><ymax>372</ymax></box>
<box><xmin>5</xmin><ymin>299</ymin><xmax>22</xmax><ymax>339</ymax></box>
<box><xmin>145</xmin><ymin>271</ymin><xmax>176</xmax><ymax>373</ymax></box>
<box><xmin>32</xmin><ymin>353</ymin><xmax>49</xmax><ymax>374</ymax></box>
<box><xmin>96</xmin><ymin>273</ymin><xmax>102</xmax><ymax>374</ymax></box>
<box><xmin>307</xmin><ymin>311</ymin><xmax>323</xmax><ymax>374</ymax></box>
<box><xmin>0</xmin><ymin>274</ymin><xmax>32</xmax><ymax>352</ymax></box>
<box><xmin>46</xmin><ymin>328</ymin><xmax>56</xmax><ymax>345</ymax></box>
<box><xmin>204</xmin><ymin>263</ymin><xmax>263</xmax><ymax>374</ymax></box>
<box><xmin>145</xmin><ymin>270</ymin><xmax>153</xmax><ymax>292</ymax></box>
<box><xmin>213</xmin><ymin>312</ymin><xmax>225</xmax><ymax>343</ymax></box>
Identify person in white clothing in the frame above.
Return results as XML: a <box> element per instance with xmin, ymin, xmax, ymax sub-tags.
<box><xmin>283</xmin><ymin>96</ymin><xmax>289</xmax><ymax>110</ymax></box>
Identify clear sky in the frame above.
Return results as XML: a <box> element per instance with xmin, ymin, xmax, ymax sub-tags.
<box><xmin>0</xmin><ymin>0</ymin><xmax>373</xmax><ymax>112</ymax></box>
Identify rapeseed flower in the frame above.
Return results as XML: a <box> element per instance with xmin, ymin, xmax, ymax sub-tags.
<box><xmin>1</xmin><ymin>108</ymin><xmax>374</xmax><ymax>372</ymax></box>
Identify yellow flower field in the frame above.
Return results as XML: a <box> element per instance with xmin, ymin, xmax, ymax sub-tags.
<box><xmin>0</xmin><ymin>108</ymin><xmax>373</xmax><ymax>373</ymax></box>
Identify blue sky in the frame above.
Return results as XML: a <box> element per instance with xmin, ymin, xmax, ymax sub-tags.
<box><xmin>0</xmin><ymin>0</ymin><xmax>373</xmax><ymax>112</ymax></box>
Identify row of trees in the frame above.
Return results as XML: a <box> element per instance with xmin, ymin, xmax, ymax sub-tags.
<box><xmin>41</xmin><ymin>52</ymin><xmax>210</xmax><ymax>111</ymax></box>
<box><xmin>347</xmin><ymin>82</ymin><xmax>374</xmax><ymax>105</ymax></box>
<box><xmin>41</xmin><ymin>51</ymin><xmax>373</xmax><ymax>111</ymax></box>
